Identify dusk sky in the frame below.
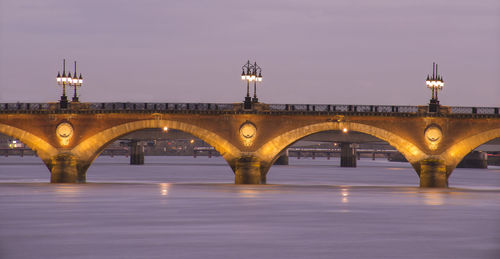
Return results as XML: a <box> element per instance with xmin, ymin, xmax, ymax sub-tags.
<box><xmin>1</xmin><ymin>0</ymin><xmax>499</xmax><ymax>106</ymax></box>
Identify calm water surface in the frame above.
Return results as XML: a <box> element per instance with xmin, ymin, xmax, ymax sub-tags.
<box><xmin>1</xmin><ymin>156</ymin><xmax>499</xmax><ymax>259</ymax></box>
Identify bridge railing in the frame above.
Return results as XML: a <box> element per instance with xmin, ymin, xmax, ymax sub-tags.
<box><xmin>268</xmin><ymin>104</ymin><xmax>419</xmax><ymax>113</ymax></box>
<box><xmin>0</xmin><ymin>102</ymin><xmax>237</xmax><ymax>112</ymax></box>
<box><xmin>0</xmin><ymin>102</ymin><xmax>498</xmax><ymax>115</ymax></box>
<box><xmin>0</xmin><ymin>103</ymin><xmax>51</xmax><ymax>111</ymax></box>
<box><xmin>269</xmin><ymin>104</ymin><xmax>500</xmax><ymax>115</ymax></box>
<box><xmin>81</xmin><ymin>102</ymin><xmax>236</xmax><ymax>111</ymax></box>
<box><xmin>451</xmin><ymin>107</ymin><xmax>499</xmax><ymax>115</ymax></box>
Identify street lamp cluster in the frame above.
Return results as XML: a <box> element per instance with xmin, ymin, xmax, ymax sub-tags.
<box><xmin>56</xmin><ymin>59</ymin><xmax>83</xmax><ymax>108</ymax></box>
<box><xmin>425</xmin><ymin>62</ymin><xmax>444</xmax><ymax>112</ymax></box>
<box><xmin>241</xmin><ymin>60</ymin><xmax>263</xmax><ymax>109</ymax></box>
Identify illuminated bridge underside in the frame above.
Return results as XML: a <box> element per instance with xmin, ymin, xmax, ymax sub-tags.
<box><xmin>1</xmin><ymin>102</ymin><xmax>499</xmax><ymax>187</ymax></box>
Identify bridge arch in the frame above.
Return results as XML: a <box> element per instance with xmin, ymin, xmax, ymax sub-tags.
<box><xmin>0</xmin><ymin>123</ymin><xmax>58</xmax><ymax>161</ymax></box>
<box><xmin>254</xmin><ymin>121</ymin><xmax>427</xmax><ymax>175</ymax></box>
<box><xmin>441</xmin><ymin>127</ymin><xmax>500</xmax><ymax>173</ymax></box>
<box><xmin>71</xmin><ymin>119</ymin><xmax>242</xmax><ymax>171</ymax></box>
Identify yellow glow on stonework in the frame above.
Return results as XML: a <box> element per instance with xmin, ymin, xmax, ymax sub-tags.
<box><xmin>448</xmin><ymin>149</ymin><xmax>456</xmax><ymax>158</ymax></box>
<box><xmin>427</xmin><ymin>142</ymin><xmax>439</xmax><ymax>151</ymax></box>
<box><xmin>242</xmin><ymin>138</ymin><xmax>255</xmax><ymax>147</ymax></box>
<box><xmin>59</xmin><ymin>138</ymin><xmax>70</xmax><ymax>146</ymax></box>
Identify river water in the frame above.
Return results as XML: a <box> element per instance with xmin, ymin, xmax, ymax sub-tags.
<box><xmin>0</xmin><ymin>156</ymin><xmax>499</xmax><ymax>259</ymax></box>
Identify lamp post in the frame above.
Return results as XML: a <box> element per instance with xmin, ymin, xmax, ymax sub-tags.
<box><xmin>56</xmin><ymin>59</ymin><xmax>83</xmax><ymax>108</ymax></box>
<box><xmin>241</xmin><ymin>60</ymin><xmax>263</xmax><ymax>109</ymax></box>
<box><xmin>56</xmin><ymin>59</ymin><xmax>70</xmax><ymax>109</ymax></box>
<box><xmin>241</xmin><ymin>61</ymin><xmax>253</xmax><ymax>109</ymax></box>
<box><xmin>252</xmin><ymin>62</ymin><xmax>262</xmax><ymax>103</ymax></box>
<box><xmin>425</xmin><ymin>62</ymin><xmax>444</xmax><ymax>113</ymax></box>
<box><xmin>69</xmin><ymin>61</ymin><xmax>83</xmax><ymax>102</ymax></box>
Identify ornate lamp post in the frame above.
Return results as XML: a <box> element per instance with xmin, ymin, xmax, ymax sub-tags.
<box><xmin>251</xmin><ymin>62</ymin><xmax>263</xmax><ymax>103</ymax></box>
<box><xmin>69</xmin><ymin>61</ymin><xmax>83</xmax><ymax>102</ymax></box>
<box><xmin>241</xmin><ymin>61</ymin><xmax>253</xmax><ymax>109</ymax></box>
<box><xmin>241</xmin><ymin>60</ymin><xmax>263</xmax><ymax>109</ymax></box>
<box><xmin>425</xmin><ymin>62</ymin><xmax>444</xmax><ymax>113</ymax></box>
<box><xmin>56</xmin><ymin>59</ymin><xmax>70</xmax><ymax>109</ymax></box>
<box><xmin>56</xmin><ymin>59</ymin><xmax>83</xmax><ymax>108</ymax></box>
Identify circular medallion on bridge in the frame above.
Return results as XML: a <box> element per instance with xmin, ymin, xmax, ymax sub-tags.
<box><xmin>56</xmin><ymin>122</ymin><xmax>73</xmax><ymax>146</ymax></box>
<box><xmin>240</xmin><ymin>121</ymin><xmax>257</xmax><ymax>139</ymax></box>
<box><xmin>240</xmin><ymin>121</ymin><xmax>257</xmax><ymax>147</ymax></box>
<box><xmin>424</xmin><ymin>125</ymin><xmax>442</xmax><ymax>150</ymax></box>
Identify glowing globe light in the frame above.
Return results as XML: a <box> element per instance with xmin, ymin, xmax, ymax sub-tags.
<box><xmin>240</xmin><ymin>60</ymin><xmax>263</xmax><ymax>108</ymax></box>
<box><xmin>426</xmin><ymin>62</ymin><xmax>445</xmax><ymax>113</ymax></box>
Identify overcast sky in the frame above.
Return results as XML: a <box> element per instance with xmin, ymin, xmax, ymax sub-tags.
<box><xmin>0</xmin><ymin>0</ymin><xmax>499</xmax><ymax>106</ymax></box>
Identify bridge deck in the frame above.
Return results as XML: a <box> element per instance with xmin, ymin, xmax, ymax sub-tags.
<box><xmin>0</xmin><ymin>102</ymin><xmax>499</xmax><ymax>117</ymax></box>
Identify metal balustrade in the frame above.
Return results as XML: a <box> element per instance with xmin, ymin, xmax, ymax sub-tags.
<box><xmin>398</xmin><ymin>106</ymin><xmax>419</xmax><ymax>113</ymax></box>
<box><xmin>267</xmin><ymin>104</ymin><xmax>419</xmax><ymax>113</ymax></box>
<box><xmin>451</xmin><ymin>107</ymin><xmax>473</xmax><ymax>114</ymax></box>
<box><xmin>477</xmin><ymin>107</ymin><xmax>496</xmax><ymax>114</ymax></box>
<box><xmin>1</xmin><ymin>103</ymin><xmax>50</xmax><ymax>111</ymax></box>
<box><xmin>451</xmin><ymin>107</ymin><xmax>499</xmax><ymax>115</ymax></box>
<box><xmin>0</xmin><ymin>102</ymin><xmax>498</xmax><ymax>116</ymax></box>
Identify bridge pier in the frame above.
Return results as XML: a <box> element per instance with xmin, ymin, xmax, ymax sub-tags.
<box><xmin>130</xmin><ymin>140</ymin><xmax>144</xmax><ymax>165</ymax></box>
<box><xmin>47</xmin><ymin>154</ymin><xmax>87</xmax><ymax>183</ymax></box>
<box><xmin>417</xmin><ymin>159</ymin><xmax>448</xmax><ymax>188</ymax></box>
<box><xmin>457</xmin><ymin>151</ymin><xmax>488</xmax><ymax>168</ymax></box>
<box><xmin>274</xmin><ymin>150</ymin><xmax>289</xmax><ymax>165</ymax></box>
<box><xmin>234</xmin><ymin>157</ymin><xmax>265</xmax><ymax>184</ymax></box>
<box><xmin>340</xmin><ymin>143</ymin><xmax>357</xmax><ymax>167</ymax></box>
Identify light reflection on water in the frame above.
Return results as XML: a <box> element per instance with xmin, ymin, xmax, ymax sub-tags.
<box><xmin>53</xmin><ymin>184</ymin><xmax>82</xmax><ymax>200</ymax></box>
<box><xmin>422</xmin><ymin>190</ymin><xmax>445</xmax><ymax>206</ymax></box>
<box><xmin>0</xmin><ymin>156</ymin><xmax>499</xmax><ymax>259</ymax></box>
<box><xmin>159</xmin><ymin>182</ymin><xmax>170</xmax><ymax>196</ymax></box>
<box><xmin>341</xmin><ymin>188</ymin><xmax>349</xmax><ymax>204</ymax></box>
<box><xmin>237</xmin><ymin>189</ymin><xmax>260</xmax><ymax>198</ymax></box>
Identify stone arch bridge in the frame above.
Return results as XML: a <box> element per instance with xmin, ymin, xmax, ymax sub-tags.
<box><xmin>1</xmin><ymin>102</ymin><xmax>499</xmax><ymax>187</ymax></box>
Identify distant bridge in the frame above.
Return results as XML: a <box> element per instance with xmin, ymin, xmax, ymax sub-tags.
<box><xmin>0</xmin><ymin>102</ymin><xmax>499</xmax><ymax>187</ymax></box>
